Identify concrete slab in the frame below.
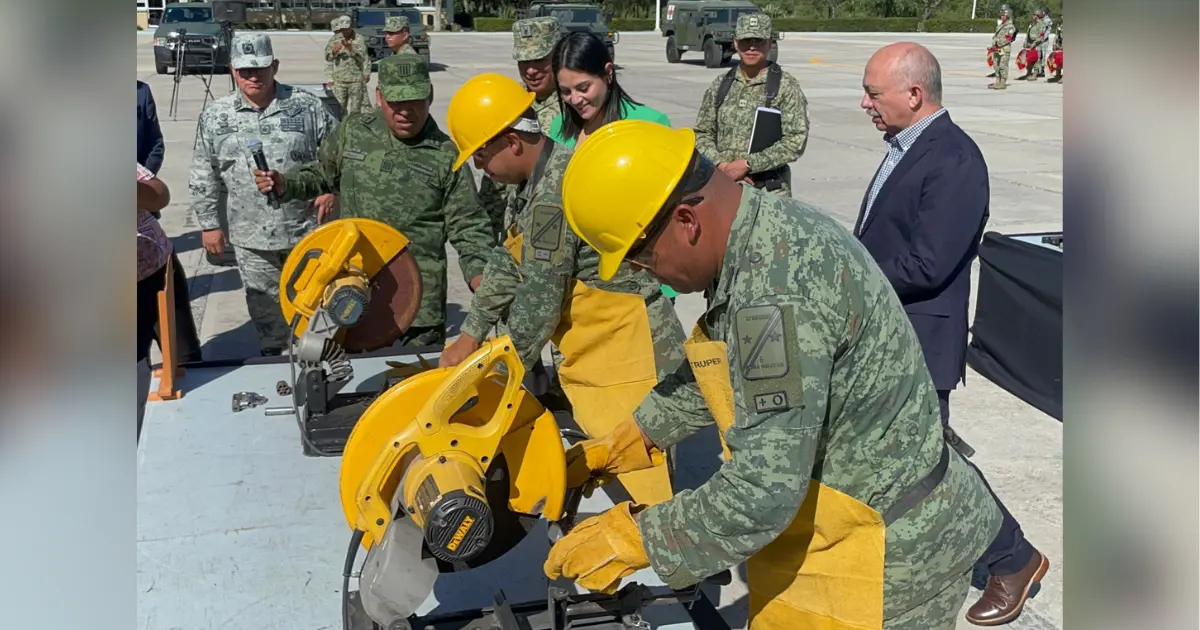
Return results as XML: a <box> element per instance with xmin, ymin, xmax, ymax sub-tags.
<box><xmin>139</xmin><ymin>29</ymin><xmax>1062</xmax><ymax>630</ymax></box>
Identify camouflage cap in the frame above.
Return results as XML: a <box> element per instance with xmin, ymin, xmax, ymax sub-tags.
<box><xmin>735</xmin><ymin>13</ymin><xmax>772</xmax><ymax>40</ymax></box>
<box><xmin>331</xmin><ymin>15</ymin><xmax>351</xmax><ymax>31</ymax></box>
<box><xmin>384</xmin><ymin>15</ymin><xmax>410</xmax><ymax>33</ymax></box>
<box><xmin>512</xmin><ymin>16</ymin><xmax>561</xmax><ymax>62</ymax></box>
<box><xmin>377</xmin><ymin>53</ymin><xmax>431</xmax><ymax>102</ymax></box>
<box><xmin>230</xmin><ymin>32</ymin><xmax>275</xmax><ymax>70</ymax></box>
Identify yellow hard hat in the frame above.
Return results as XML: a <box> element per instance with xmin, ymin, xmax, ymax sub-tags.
<box><xmin>446</xmin><ymin>73</ymin><xmax>537</xmax><ymax>171</ymax></box>
<box><xmin>562</xmin><ymin>120</ymin><xmax>697</xmax><ymax>280</ymax></box>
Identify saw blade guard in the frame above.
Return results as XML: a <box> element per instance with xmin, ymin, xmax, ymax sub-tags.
<box><xmin>339</xmin><ymin>335</ymin><xmax>568</xmax><ymax>555</ymax></box>
<box><xmin>279</xmin><ymin>218</ymin><xmax>422</xmax><ymax>353</ymax></box>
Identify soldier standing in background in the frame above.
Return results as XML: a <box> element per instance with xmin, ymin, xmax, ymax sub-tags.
<box><xmin>478</xmin><ymin>16</ymin><xmax>564</xmax><ymax>243</ymax></box>
<box><xmin>190</xmin><ymin>33</ymin><xmax>338</xmax><ymax>356</ymax></box>
<box><xmin>254</xmin><ymin>55</ymin><xmax>494</xmax><ymax>348</ymax></box>
<box><xmin>1037</xmin><ymin>7</ymin><xmax>1054</xmax><ymax>78</ymax></box>
<box><xmin>988</xmin><ymin>7</ymin><xmax>1018</xmax><ymax>90</ymax></box>
<box><xmin>1048</xmin><ymin>22</ymin><xmax>1063</xmax><ymax>83</ymax></box>
<box><xmin>1018</xmin><ymin>9</ymin><xmax>1048</xmax><ymax>82</ymax></box>
<box><xmin>384</xmin><ymin>16</ymin><xmax>417</xmax><ymax>56</ymax></box>
<box><xmin>692</xmin><ymin>14</ymin><xmax>809</xmax><ymax>197</ymax></box>
<box><xmin>325</xmin><ymin>16</ymin><xmax>371</xmax><ymax>116</ymax></box>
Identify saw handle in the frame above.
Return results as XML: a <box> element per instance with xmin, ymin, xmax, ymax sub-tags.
<box><xmin>423</xmin><ymin>335</ymin><xmax>525</xmax><ymax>440</ymax></box>
<box><xmin>284</xmin><ymin>220</ymin><xmax>361</xmax><ymax>316</ymax></box>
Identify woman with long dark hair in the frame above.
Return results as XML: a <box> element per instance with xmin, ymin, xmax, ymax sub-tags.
<box><xmin>548</xmin><ymin>32</ymin><xmax>671</xmax><ymax>148</ymax></box>
<box><xmin>548</xmin><ymin>32</ymin><xmax>680</xmax><ymax>301</ymax></box>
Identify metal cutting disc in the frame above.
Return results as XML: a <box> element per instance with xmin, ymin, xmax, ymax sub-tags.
<box><xmin>341</xmin><ymin>247</ymin><xmax>422</xmax><ymax>353</ymax></box>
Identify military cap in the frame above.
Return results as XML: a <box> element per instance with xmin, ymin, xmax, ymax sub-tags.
<box><xmin>331</xmin><ymin>15</ymin><xmax>351</xmax><ymax>31</ymax></box>
<box><xmin>735</xmin><ymin>13</ymin><xmax>772</xmax><ymax>40</ymax></box>
<box><xmin>377</xmin><ymin>53</ymin><xmax>431</xmax><ymax>102</ymax></box>
<box><xmin>230</xmin><ymin>32</ymin><xmax>275</xmax><ymax>70</ymax></box>
<box><xmin>384</xmin><ymin>15</ymin><xmax>410</xmax><ymax>33</ymax></box>
<box><xmin>512</xmin><ymin>16</ymin><xmax>561</xmax><ymax>62</ymax></box>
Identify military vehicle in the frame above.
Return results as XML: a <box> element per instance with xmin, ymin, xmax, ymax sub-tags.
<box><xmin>661</xmin><ymin>0</ymin><xmax>779</xmax><ymax>68</ymax></box>
<box><xmin>516</xmin><ymin>0</ymin><xmax>620</xmax><ymax>63</ymax></box>
<box><xmin>152</xmin><ymin>2</ymin><xmax>233</xmax><ymax>75</ymax></box>
<box><xmin>351</xmin><ymin>4</ymin><xmax>431</xmax><ymax>67</ymax></box>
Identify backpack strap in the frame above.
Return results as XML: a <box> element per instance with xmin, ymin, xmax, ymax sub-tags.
<box><xmin>711</xmin><ymin>66</ymin><xmax>738</xmax><ymax>139</ymax></box>
<box><xmin>763</xmin><ymin>62</ymin><xmax>782</xmax><ymax>109</ymax></box>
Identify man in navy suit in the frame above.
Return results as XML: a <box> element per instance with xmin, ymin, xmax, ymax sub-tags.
<box><xmin>138</xmin><ymin>80</ymin><xmax>203</xmax><ymax>363</ymax></box>
<box><xmin>856</xmin><ymin>43</ymin><xmax>1049</xmax><ymax>626</ymax></box>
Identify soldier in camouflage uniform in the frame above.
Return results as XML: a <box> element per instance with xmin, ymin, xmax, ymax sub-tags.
<box><xmin>1038</xmin><ymin>7</ymin><xmax>1054</xmax><ymax>78</ymax></box>
<box><xmin>1018</xmin><ymin>9</ymin><xmax>1048</xmax><ymax>82</ymax></box>
<box><xmin>437</xmin><ymin>74</ymin><xmax>696</xmax><ymax>507</ymax></box>
<box><xmin>384</xmin><ymin>16</ymin><xmax>417</xmax><ymax>56</ymax></box>
<box><xmin>477</xmin><ymin>16</ymin><xmax>564</xmax><ymax>243</ymax></box>
<box><xmin>325</xmin><ymin>16</ymin><xmax>371</xmax><ymax>117</ymax></box>
<box><xmin>988</xmin><ymin>7</ymin><xmax>1018</xmax><ymax>90</ymax></box>
<box><xmin>1048</xmin><ymin>22</ymin><xmax>1063</xmax><ymax>83</ymax></box>
<box><xmin>545</xmin><ymin>120</ymin><xmax>1003</xmax><ymax>630</ymax></box>
<box><xmin>254</xmin><ymin>55</ymin><xmax>494</xmax><ymax>348</ymax></box>
<box><xmin>190</xmin><ymin>33</ymin><xmax>338</xmax><ymax>356</ymax></box>
<box><xmin>693</xmin><ymin>14</ymin><xmax>809</xmax><ymax>198</ymax></box>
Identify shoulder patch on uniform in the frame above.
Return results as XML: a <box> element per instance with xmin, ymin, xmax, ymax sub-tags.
<box><xmin>734</xmin><ymin>304</ymin><xmax>803</xmax><ymax>414</ymax></box>
<box><xmin>529</xmin><ymin>202</ymin><xmax>564</xmax><ymax>256</ymax></box>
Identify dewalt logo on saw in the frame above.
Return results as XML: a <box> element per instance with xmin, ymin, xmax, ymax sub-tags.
<box><xmin>445</xmin><ymin>515</ymin><xmax>476</xmax><ymax>552</ymax></box>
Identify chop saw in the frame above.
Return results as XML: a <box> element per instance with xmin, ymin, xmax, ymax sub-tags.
<box><xmin>277</xmin><ymin>218</ymin><xmax>428</xmax><ymax>456</ymax></box>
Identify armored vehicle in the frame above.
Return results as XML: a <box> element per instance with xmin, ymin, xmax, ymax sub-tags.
<box><xmin>351</xmin><ymin>5</ymin><xmax>431</xmax><ymax>66</ymax></box>
<box><xmin>517</xmin><ymin>0</ymin><xmax>620</xmax><ymax>63</ymax></box>
<box><xmin>661</xmin><ymin>0</ymin><xmax>779</xmax><ymax>68</ymax></box>
<box><xmin>152</xmin><ymin>3</ymin><xmax>233</xmax><ymax>75</ymax></box>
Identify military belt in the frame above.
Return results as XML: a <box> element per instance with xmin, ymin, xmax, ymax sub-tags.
<box><xmin>748</xmin><ymin>166</ymin><xmax>787</xmax><ymax>191</ymax></box>
<box><xmin>881</xmin><ymin>441</ymin><xmax>950</xmax><ymax>526</ymax></box>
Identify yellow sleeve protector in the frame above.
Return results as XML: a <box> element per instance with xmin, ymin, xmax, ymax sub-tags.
<box><xmin>543</xmin><ymin>501</ymin><xmax>650</xmax><ymax>594</ymax></box>
<box><xmin>563</xmin><ymin>417</ymin><xmax>664</xmax><ymax>490</ymax></box>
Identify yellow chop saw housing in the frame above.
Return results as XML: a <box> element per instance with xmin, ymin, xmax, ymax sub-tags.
<box><xmin>339</xmin><ymin>336</ymin><xmax>568</xmax><ymax>560</ymax></box>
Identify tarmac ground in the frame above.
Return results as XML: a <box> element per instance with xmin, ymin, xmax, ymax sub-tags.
<box><xmin>137</xmin><ymin>29</ymin><xmax>1063</xmax><ymax>630</ymax></box>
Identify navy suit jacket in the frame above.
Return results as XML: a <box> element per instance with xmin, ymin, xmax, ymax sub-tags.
<box><xmin>854</xmin><ymin>112</ymin><xmax>990</xmax><ymax>391</ymax></box>
<box><xmin>137</xmin><ymin>81</ymin><xmax>164</xmax><ymax>174</ymax></box>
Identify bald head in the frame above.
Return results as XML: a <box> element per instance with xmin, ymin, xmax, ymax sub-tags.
<box><xmin>861</xmin><ymin>42</ymin><xmax>944</xmax><ymax>136</ymax></box>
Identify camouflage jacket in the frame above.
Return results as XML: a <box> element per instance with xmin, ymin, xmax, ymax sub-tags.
<box><xmin>325</xmin><ymin>33</ymin><xmax>371</xmax><ymax>83</ymax></box>
<box><xmin>992</xmin><ymin>21</ymin><xmax>1018</xmax><ymax>50</ymax></box>
<box><xmin>693</xmin><ymin>65</ymin><xmax>809</xmax><ymax>197</ymax></box>
<box><xmin>477</xmin><ymin>94</ymin><xmax>561</xmax><ymax>241</ymax></box>
<box><xmin>189</xmin><ymin>83</ymin><xmax>338</xmax><ymax>250</ymax></box>
<box><xmin>278</xmin><ymin>113</ymin><xmax>494</xmax><ymax>332</ymax></box>
<box><xmin>632</xmin><ymin>185</ymin><xmax>1002</xmax><ymax>615</ymax></box>
<box><xmin>459</xmin><ymin>141</ymin><xmax>697</xmax><ymax>397</ymax></box>
<box><xmin>395</xmin><ymin>42</ymin><xmax>418</xmax><ymax>55</ymax></box>
<box><xmin>1055</xmin><ymin>24</ymin><xmax>1063</xmax><ymax>49</ymax></box>
<box><xmin>1024</xmin><ymin>18</ymin><xmax>1048</xmax><ymax>48</ymax></box>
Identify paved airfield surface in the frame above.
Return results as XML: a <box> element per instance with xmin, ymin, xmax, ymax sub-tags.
<box><xmin>137</xmin><ymin>29</ymin><xmax>1063</xmax><ymax>630</ymax></box>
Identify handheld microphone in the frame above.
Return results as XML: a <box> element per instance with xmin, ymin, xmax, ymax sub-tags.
<box><xmin>247</xmin><ymin>139</ymin><xmax>280</xmax><ymax>209</ymax></box>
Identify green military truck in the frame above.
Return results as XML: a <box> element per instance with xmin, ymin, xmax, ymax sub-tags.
<box><xmin>351</xmin><ymin>5</ymin><xmax>432</xmax><ymax>67</ymax></box>
<box><xmin>152</xmin><ymin>3</ymin><xmax>233</xmax><ymax>74</ymax></box>
<box><xmin>517</xmin><ymin>0</ymin><xmax>620</xmax><ymax>64</ymax></box>
<box><xmin>662</xmin><ymin>0</ymin><xmax>779</xmax><ymax>68</ymax></box>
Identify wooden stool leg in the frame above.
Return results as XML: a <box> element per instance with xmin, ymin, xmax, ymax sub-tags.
<box><xmin>149</xmin><ymin>256</ymin><xmax>184</xmax><ymax>401</ymax></box>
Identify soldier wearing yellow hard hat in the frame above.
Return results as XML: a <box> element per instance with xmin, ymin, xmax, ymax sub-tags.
<box><xmin>437</xmin><ymin>74</ymin><xmax>698</xmax><ymax>507</ymax></box>
<box><xmin>545</xmin><ymin>119</ymin><xmax>1006</xmax><ymax>630</ymax></box>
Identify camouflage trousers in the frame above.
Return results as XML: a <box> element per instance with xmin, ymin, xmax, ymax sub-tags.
<box><xmin>232</xmin><ymin>245</ymin><xmax>293</xmax><ymax>356</ymax></box>
<box><xmin>885</xmin><ymin>570</ymin><xmax>970</xmax><ymax>630</ymax></box>
<box><xmin>991</xmin><ymin>50</ymin><xmax>1011</xmax><ymax>80</ymax></box>
<box><xmin>332</xmin><ymin>81</ymin><xmax>368</xmax><ymax>118</ymax></box>
<box><xmin>397</xmin><ymin>324</ymin><xmax>445</xmax><ymax>349</ymax></box>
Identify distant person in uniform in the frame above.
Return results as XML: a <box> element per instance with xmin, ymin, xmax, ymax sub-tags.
<box><xmin>988</xmin><ymin>7</ymin><xmax>1018</xmax><ymax>90</ymax></box>
<box><xmin>1018</xmin><ymin>9</ymin><xmax>1048</xmax><ymax>82</ymax></box>
<box><xmin>253</xmin><ymin>54</ymin><xmax>494</xmax><ymax>349</ymax></box>
<box><xmin>692</xmin><ymin>13</ymin><xmax>809</xmax><ymax>197</ymax></box>
<box><xmin>384</xmin><ymin>16</ymin><xmax>417</xmax><ymax>56</ymax></box>
<box><xmin>325</xmin><ymin>15</ymin><xmax>371</xmax><ymax>116</ymax></box>
<box><xmin>189</xmin><ymin>33</ymin><xmax>338</xmax><ymax>356</ymax></box>
<box><xmin>1038</xmin><ymin>7</ymin><xmax>1053</xmax><ymax>78</ymax></box>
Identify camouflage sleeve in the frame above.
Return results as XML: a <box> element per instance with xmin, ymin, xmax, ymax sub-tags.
<box><xmin>633</xmin><ymin>362</ymin><xmax>715</xmax><ymax>449</ymax></box>
<box><xmin>637</xmin><ymin>295</ymin><xmax>836</xmax><ymax>590</ymax></box>
<box><xmin>459</xmin><ymin>247</ymin><xmax>520</xmax><ymax>340</ymax></box>
<box><xmin>692</xmin><ymin>81</ymin><xmax>721</xmax><ymax>164</ymax></box>
<box><xmin>746</xmin><ymin>77</ymin><xmax>809</xmax><ymax>175</ymax></box>
<box><xmin>280</xmin><ymin>116</ymin><xmax>344</xmax><ymax>202</ymax></box>
<box><xmin>314</xmin><ymin>98</ymin><xmax>339</xmax><ymax>146</ymax></box>
<box><xmin>188</xmin><ymin>109</ymin><xmax>223</xmax><ymax>232</ymax></box>
<box><xmin>324</xmin><ymin>37</ymin><xmax>336</xmax><ymax>78</ymax></box>
<box><xmin>505</xmin><ymin>198</ymin><xmax>576</xmax><ymax>372</ymax></box>
<box><xmin>477</xmin><ymin>175</ymin><xmax>508</xmax><ymax>240</ymax></box>
<box><xmin>357</xmin><ymin>37</ymin><xmax>372</xmax><ymax>77</ymax></box>
<box><xmin>442</xmin><ymin>161</ymin><xmax>494</xmax><ymax>283</ymax></box>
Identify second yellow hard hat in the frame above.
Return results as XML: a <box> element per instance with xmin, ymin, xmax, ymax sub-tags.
<box><xmin>446</xmin><ymin>73</ymin><xmax>537</xmax><ymax>171</ymax></box>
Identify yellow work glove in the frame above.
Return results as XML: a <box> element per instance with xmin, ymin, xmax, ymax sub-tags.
<box><xmin>543</xmin><ymin>501</ymin><xmax>650</xmax><ymax>594</ymax></box>
<box><xmin>564</xmin><ymin>418</ymin><xmax>665</xmax><ymax>490</ymax></box>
